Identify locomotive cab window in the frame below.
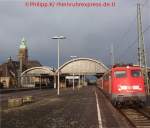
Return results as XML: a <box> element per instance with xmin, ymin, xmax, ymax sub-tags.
<box><xmin>131</xmin><ymin>70</ymin><xmax>141</xmax><ymax>77</ymax></box>
<box><xmin>114</xmin><ymin>71</ymin><xmax>126</xmax><ymax>78</ymax></box>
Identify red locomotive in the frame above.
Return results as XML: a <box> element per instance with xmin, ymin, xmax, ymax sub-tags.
<box><xmin>98</xmin><ymin>64</ymin><xmax>146</xmax><ymax>107</ymax></box>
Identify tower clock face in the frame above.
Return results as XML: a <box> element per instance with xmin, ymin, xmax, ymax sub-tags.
<box><xmin>20</xmin><ymin>44</ymin><xmax>26</xmax><ymax>49</ymax></box>
<box><xmin>20</xmin><ymin>42</ymin><xmax>27</xmax><ymax>49</ymax></box>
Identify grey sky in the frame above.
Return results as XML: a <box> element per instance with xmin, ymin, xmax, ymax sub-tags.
<box><xmin>0</xmin><ymin>0</ymin><xmax>149</xmax><ymax>67</ymax></box>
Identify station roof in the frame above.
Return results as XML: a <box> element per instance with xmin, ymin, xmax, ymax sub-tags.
<box><xmin>57</xmin><ymin>58</ymin><xmax>108</xmax><ymax>75</ymax></box>
<box><xmin>21</xmin><ymin>66</ymin><xmax>55</xmax><ymax>76</ymax></box>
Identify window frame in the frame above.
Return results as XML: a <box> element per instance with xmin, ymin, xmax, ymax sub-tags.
<box><xmin>131</xmin><ymin>70</ymin><xmax>142</xmax><ymax>77</ymax></box>
<box><xmin>114</xmin><ymin>70</ymin><xmax>127</xmax><ymax>78</ymax></box>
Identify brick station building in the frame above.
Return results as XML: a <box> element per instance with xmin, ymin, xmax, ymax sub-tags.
<box><xmin>0</xmin><ymin>38</ymin><xmax>41</xmax><ymax>88</ymax></box>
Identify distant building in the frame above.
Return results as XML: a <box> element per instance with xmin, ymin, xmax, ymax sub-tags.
<box><xmin>0</xmin><ymin>38</ymin><xmax>41</xmax><ymax>88</ymax></box>
<box><xmin>27</xmin><ymin>60</ymin><xmax>42</xmax><ymax>69</ymax></box>
<box><xmin>0</xmin><ymin>57</ymin><xmax>19</xmax><ymax>88</ymax></box>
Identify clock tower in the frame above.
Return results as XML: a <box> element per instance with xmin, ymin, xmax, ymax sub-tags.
<box><xmin>18</xmin><ymin>37</ymin><xmax>28</xmax><ymax>67</ymax></box>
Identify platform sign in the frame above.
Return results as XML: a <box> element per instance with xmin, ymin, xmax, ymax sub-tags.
<box><xmin>65</xmin><ymin>76</ymin><xmax>79</xmax><ymax>79</ymax></box>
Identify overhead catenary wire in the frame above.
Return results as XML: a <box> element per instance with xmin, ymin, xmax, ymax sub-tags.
<box><xmin>115</xmin><ymin>16</ymin><xmax>137</xmax><ymax>48</ymax></box>
<box><xmin>115</xmin><ymin>0</ymin><xmax>149</xmax><ymax>63</ymax></box>
<box><xmin>118</xmin><ymin>24</ymin><xmax>150</xmax><ymax>63</ymax></box>
<box><xmin>103</xmin><ymin>1</ymin><xmax>149</xmax><ymax>66</ymax></box>
<box><xmin>114</xmin><ymin>0</ymin><xmax>148</xmax><ymax>49</ymax></box>
<box><xmin>112</xmin><ymin>16</ymin><xmax>137</xmax><ymax>63</ymax></box>
<box><xmin>143</xmin><ymin>24</ymin><xmax>150</xmax><ymax>33</ymax></box>
<box><xmin>143</xmin><ymin>0</ymin><xmax>149</xmax><ymax>6</ymax></box>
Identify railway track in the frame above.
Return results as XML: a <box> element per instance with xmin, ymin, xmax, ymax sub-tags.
<box><xmin>119</xmin><ymin>108</ymin><xmax>150</xmax><ymax>128</ymax></box>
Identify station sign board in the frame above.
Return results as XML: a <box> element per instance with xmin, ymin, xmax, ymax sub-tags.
<box><xmin>65</xmin><ymin>76</ymin><xmax>79</xmax><ymax>79</ymax></box>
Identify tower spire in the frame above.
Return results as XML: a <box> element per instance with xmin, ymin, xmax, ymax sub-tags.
<box><xmin>20</xmin><ymin>37</ymin><xmax>27</xmax><ymax>49</ymax></box>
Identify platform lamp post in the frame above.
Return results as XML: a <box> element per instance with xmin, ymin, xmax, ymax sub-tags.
<box><xmin>70</xmin><ymin>56</ymin><xmax>77</xmax><ymax>91</ymax></box>
<box><xmin>51</xmin><ymin>36</ymin><xmax>66</xmax><ymax>96</ymax></box>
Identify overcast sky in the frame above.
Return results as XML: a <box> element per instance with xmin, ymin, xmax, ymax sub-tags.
<box><xmin>0</xmin><ymin>0</ymin><xmax>149</xmax><ymax>67</ymax></box>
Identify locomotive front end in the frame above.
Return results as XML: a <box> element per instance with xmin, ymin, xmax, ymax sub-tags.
<box><xmin>111</xmin><ymin>66</ymin><xmax>146</xmax><ymax>106</ymax></box>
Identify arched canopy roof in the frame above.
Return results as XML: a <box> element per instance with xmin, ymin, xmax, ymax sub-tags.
<box><xmin>21</xmin><ymin>66</ymin><xmax>55</xmax><ymax>76</ymax></box>
<box><xmin>57</xmin><ymin>58</ymin><xmax>108</xmax><ymax>75</ymax></box>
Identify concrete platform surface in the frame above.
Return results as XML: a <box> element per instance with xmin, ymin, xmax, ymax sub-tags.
<box><xmin>1</xmin><ymin>86</ymin><xmax>134</xmax><ymax>128</ymax></box>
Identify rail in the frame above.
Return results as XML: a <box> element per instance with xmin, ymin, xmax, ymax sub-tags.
<box><xmin>118</xmin><ymin>108</ymin><xmax>150</xmax><ymax>128</ymax></box>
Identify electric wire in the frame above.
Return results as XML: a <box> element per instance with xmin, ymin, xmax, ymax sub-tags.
<box><xmin>116</xmin><ymin>1</ymin><xmax>149</xmax><ymax>63</ymax></box>
<box><xmin>118</xmin><ymin>24</ymin><xmax>150</xmax><ymax>62</ymax></box>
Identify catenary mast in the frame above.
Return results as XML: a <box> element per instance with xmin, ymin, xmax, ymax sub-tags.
<box><xmin>137</xmin><ymin>3</ymin><xmax>149</xmax><ymax>93</ymax></box>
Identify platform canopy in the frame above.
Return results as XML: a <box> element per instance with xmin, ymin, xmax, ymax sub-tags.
<box><xmin>57</xmin><ymin>58</ymin><xmax>108</xmax><ymax>75</ymax></box>
<box><xmin>21</xmin><ymin>66</ymin><xmax>55</xmax><ymax>77</ymax></box>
